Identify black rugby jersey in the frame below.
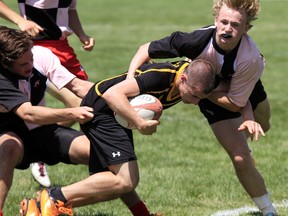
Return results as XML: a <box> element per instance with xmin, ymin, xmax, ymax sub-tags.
<box><xmin>0</xmin><ymin>46</ymin><xmax>75</xmax><ymax>131</ymax></box>
<box><xmin>81</xmin><ymin>61</ymin><xmax>190</xmax><ymax>114</ymax></box>
<box><xmin>0</xmin><ymin>66</ymin><xmax>47</xmax><ymax>130</ymax></box>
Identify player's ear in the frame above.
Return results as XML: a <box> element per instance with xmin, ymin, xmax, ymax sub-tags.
<box><xmin>244</xmin><ymin>23</ymin><xmax>250</xmax><ymax>33</ymax></box>
<box><xmin>214</xmin><ymin>16</ymin><xmax>218</xmax><ymax>26</ymax></box>
<box><xmin>181</xmin><ymin>74</ymin><xmax>188</xmax><ymax>83</ymax></box>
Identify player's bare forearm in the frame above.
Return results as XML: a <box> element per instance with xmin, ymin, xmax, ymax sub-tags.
<box><xmin>126</xmin><ymin>43</ymin><xmax>151</xmax><ymax>79</ymax></box>
<box><xmin>15</xmin><ymin>102</ymin><xmax>93</xmax><ymax>125</ymax></box>
<box><xmin>207</xmin><ymin>91</ymin><xmax>240</xmax><ymax>112</ymax></box>
<box><xmin>65</xmin><ymin>78</ymin><xmax>94</xmax><ymax>99</ymax></box>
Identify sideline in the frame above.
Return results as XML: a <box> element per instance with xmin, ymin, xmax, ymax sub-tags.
<box><xmin>211</xmin><ymin>200</ymin><xmax>288</xmax><ymax>216</ymax></box>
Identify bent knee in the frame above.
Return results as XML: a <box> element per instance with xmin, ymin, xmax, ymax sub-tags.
<box><xmin>254</xmin><ymin>99</ymin><xmax>271</xmax><ymax>133</ymax></box>
<box><xmin>262</xmin><ymin>121</ymin><xmax>270</xmax><ymax>133</ymax></box>
<box><xmin>118</xmin><ymin>177</ymin><xmax>138</xmax><ymax>194</ymax></box>
<box><xmin>111</xmin><ymin>175</ymin><xmax>139</xmax><ymax>195</ymax></box>
<box><xmin>0</xmin><ymin>133</ymin><xmax>24</xmax><ymax>160</ymax></box>
<box><xmin>232</xmin><ymin>155</ymin><xmax>253</xmax><ymax>171</ymax></box>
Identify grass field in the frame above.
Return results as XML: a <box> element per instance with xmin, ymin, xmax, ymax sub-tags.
<box><xmin>1</xmin><ymin>0</ymin><xmax>288</xmax><ymax>215</ymax></box>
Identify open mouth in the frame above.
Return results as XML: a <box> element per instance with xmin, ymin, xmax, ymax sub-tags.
<box><xmin>221</xmin><ymin>34</ymin><xmax>232</xmax><ymax>39</ymax></box>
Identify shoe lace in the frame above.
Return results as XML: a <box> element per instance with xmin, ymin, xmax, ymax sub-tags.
<box><xmin>38</xmin><ymin>163</ymin><xmax>47</xmax><ymax>177</ymax></box>
<box><xmin>56</xmin><ymin>202</ymin><xmax>73</xmax><ymax>216</ymax></box>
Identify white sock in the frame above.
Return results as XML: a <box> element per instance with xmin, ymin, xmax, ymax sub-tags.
<box><xmin>252</xmin><ymin>193</ymin><xmax>277</xmax><ymax>215</ymax></box>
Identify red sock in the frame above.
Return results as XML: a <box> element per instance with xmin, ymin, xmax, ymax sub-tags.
<box><xmin>129</xmin><ymin>201</ymin><xmax>150</xmax><ymax>216</ymax></box>
<box><xmin>0</xmin><ymin>209</ymin><xmax>3</xmax><ymax>216</ymax></box>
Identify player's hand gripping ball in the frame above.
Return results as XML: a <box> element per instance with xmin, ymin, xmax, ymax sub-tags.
<box><xmin>115</xmin><ymin>94</ymin><xmax>163</xmax><ymax>129</ymax></box>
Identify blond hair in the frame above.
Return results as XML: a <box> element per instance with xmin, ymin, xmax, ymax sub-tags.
<box><xmin>212</xmin><ymin>0</ymin><xmax>260</xmax><ymax>29</ymax></box>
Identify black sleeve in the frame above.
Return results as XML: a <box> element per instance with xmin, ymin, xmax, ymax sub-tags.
<box><xmin>148</xmin><ymin>25</ymin><xmax>215</xmax><ymax>59</ymax></box>
<box><xmin>0</xmin><ymin>77</ymin><xmax>29</xmax><ymax>112</ymax></box>
<box><xmin>135</xmin><ymin>62</ymin><xmax>175</xmax><ymax>94</ymax></box>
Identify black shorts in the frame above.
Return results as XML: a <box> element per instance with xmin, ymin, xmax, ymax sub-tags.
<box><xmin>16</xmin><ymin>124</ymin><xmax>84</xmax><ymax>169</ymax></box>
<box><xmin>198</xmin><ymin>80</ymin><xmax>267</xmax><ymax>124</ymax></box>
<box><xmin>81</xmin><ymin>112</ymin><xmax>136</xmax><ymax>174</ymax></box>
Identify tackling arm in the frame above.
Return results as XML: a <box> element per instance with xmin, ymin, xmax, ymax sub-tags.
<box><xmin>14</xmin><ymin>102</ymin><xmax>93</xmax><ymax>125</ymax></box>
<box><xmin>65</xmin><ymin>78</ymin><xmax>94</xmax><ymax>99</ymax></box>
<box><xmin>211</xmin><ymin>81</ymin><xmax>265</xmax><ymax>140</ymax></box>
<box><xmin>126</xmin><ymin>43</ymin><xmax>151</xmax><ymax>79</ymax></box>
<box><xmin>0</xmin><ymin>0</ymin><xmax>43</xmax><ymax>37</ymax></box>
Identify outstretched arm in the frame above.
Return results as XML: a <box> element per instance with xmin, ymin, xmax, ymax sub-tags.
<box><xmin>212</xmin><ymin>81</ymin><xmax>265</xmax><ymax>141</ymax></box>
<box><xmin>14</xmin><ymin>102</ymin><xmax>94</xmax><ymax>125</ymax></box>
<box><xmin>65</xmin><ymin>78</ymin><xmax>94</xmax><ymax>99</ymax></box>
<box><xmin>0</xmin><ymin>0</ymin><xmax>43</xmax><ymax>37</ymax></box>
<box><xmin>126</xmin><ymin>43</ymin><xmax>151</xmax><ymax>79</ymax></box>
<box><xmin>238</xmin><ymin>101</ymin><xmax>265</xmax><ymax>141</ymax></box>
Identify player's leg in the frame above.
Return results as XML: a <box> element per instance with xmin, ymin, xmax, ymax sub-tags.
<box><xmin>253</xmin><ymin>98</ymin><xmax>271</xmax><ymax>133</ymax></box>
<box><xmin>67</xmin><ymin>134</ymin><xmax>90</xmax><ymax>165</ymax></box>
<box><xmin>62</xmin><ymin>160</ymin><xmax>140</xmax><ymax>205</ymax></box>
<box><xmin>210</xmin><ymin>117</ymin><xmax>276</xmax><ymax>215</ymax></box>
<box><xmin>121</xmin><ymin>190</ymin><xmax>154</xmax><ymax>216</ymax></box>
<box><xmin>30</xmin><ymin>84</ymin><xmax>82</xmax><ymax>187</ymax></box>
<box><xmin>0</xmin><ymin>132</ymin><xmax>24</xmax><ymax>211</ymax></box>
<box><xmin>38</xmin><ymin>160</ymin><xmax>140</xmax><ymax>215</ymax></box>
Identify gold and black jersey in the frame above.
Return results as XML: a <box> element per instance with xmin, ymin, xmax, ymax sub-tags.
<box><xmin>81</xmin><ymin>61</ymin><xmax>189</xmax><ymax>114</ymax></box>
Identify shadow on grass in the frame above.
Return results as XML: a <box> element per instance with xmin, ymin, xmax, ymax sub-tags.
<box><xmin>247</xmin><ymin>211</ymin><xmax>262</xmax><ymax>216</ymax></box>
<box><xmin>74</xmin><ymin>214</ymin><xmax>112</xmax><ymax>216</ymax></box>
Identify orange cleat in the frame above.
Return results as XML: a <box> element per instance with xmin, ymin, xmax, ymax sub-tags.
<box><xmin>19</xmin><ymin>198</ymin><xmax>41</xmax><ymax>216</ymax></box>
<box><xmin>39</xmin><ymin>189</ymin><xmax>73</xmax><ymax>216</ymax></box>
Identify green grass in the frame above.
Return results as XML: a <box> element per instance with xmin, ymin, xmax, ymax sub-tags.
<box><xmin>2</xmin><ymin>0</ymin><xmax>288</xmax><ymax>215</ymax></box>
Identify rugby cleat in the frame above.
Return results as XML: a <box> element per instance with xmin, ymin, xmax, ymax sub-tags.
<box><xmin>19</xmin><ymin>198</ymin><xmax>41</xmax><ymax>216</ymax></box>
<box><xmin>39</xmin><ymin>189</ymin><xmax>73</xmax><ymax>216</ymax></box>
<box><xmin>30</xmin><ymin>162</ymin><xmax>51</xmax><ymax>188</ymax></box>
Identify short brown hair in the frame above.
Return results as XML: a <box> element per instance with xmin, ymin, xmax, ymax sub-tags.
<box><xmin>184</xmin><ymin>59</ymin><xmax>216</xmax><ymax>95</ymax></box>
<box><xmin>0</xmin><ymin>26</ymin><xmax>33</xmax><ymax>67</ymax></box>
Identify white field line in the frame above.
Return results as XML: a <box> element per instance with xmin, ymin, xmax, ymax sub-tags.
<box><xmin>211</xmin><ymin>200</ymin><xmax>288</xmax><ymax>216</ymax></box>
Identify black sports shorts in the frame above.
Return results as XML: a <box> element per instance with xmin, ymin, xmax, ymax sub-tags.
<box><xmin>16</xmin><ymin>124</ymin><xmax>84</xmax><ymax>169</ymax></box>
<box><xmin>80</xmin><ymin>112</ymin><xmax>136</xmax><ymax>175</ymax></box>
<box><xmin>198</xmin><ymin>79</ymin><xmax>267</xmax><ymax>124</ymax></box>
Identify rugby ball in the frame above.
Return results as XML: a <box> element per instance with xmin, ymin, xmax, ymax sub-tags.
<box><xmin>115</xmin><ymin>94</ymin><xmax>163</xmax><ymax>129</ymax></box>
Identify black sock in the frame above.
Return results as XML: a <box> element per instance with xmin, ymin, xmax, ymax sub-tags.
<box><xmin>50</xmin><ymin>187</ymin><xmax>67</xmax><ymax>203</ymax></box>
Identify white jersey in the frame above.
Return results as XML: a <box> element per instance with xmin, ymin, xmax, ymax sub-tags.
<box><xmin>18</xmin><ymin>0</ymin><xmax>77</xmax><ymax>39</ymax></box>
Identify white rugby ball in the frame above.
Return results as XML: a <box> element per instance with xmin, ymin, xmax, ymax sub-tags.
<box><xmin>115</xmin><ymin>94</ymin><xmax>163</xmax><ymax>129</ymax></box>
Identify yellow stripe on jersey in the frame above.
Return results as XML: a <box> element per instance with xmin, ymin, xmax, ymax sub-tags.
<box><xmin>94</xmin><ymin>73</ymin><xmax>127</xmax><ymax>97</ymax></box>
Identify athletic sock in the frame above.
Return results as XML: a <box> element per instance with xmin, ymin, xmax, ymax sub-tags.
<box><xmin>0</xmin><ymin>209</ymin><xmax>3</xmax><ymax>216</ymax></box>
<box><xmin>252</xmin><ymin>193</ymin><xmax>277</xmax><ymax>215</ymax></box>
<box><xmin>129</xmin><ymin>200</ymin><xmax>150</xmax><ymax>216</ymax></box>
<box><xmin>49</xmin><ymin>187</ymin><xmax>67</xmax><ymax>203</ymax></box>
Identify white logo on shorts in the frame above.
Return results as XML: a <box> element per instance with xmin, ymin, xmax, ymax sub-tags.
<box><xmin>112</xmin><ymin>151</ymin><xmax>121</xmax><ymax>158</ymax></box>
